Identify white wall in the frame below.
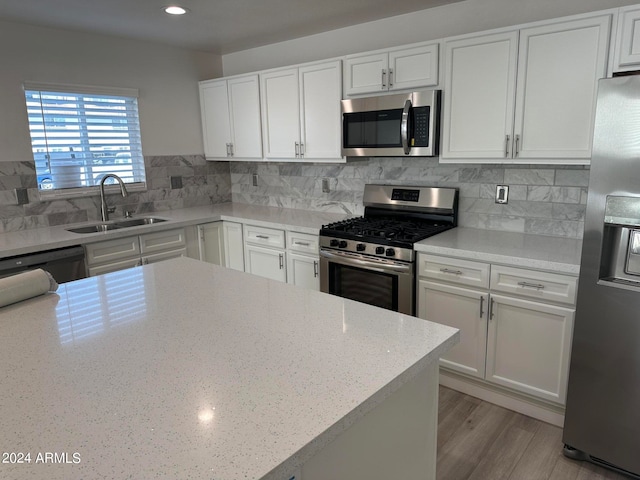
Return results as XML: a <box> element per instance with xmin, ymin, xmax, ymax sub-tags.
<box><xmin>0</xmin><ymin>20</ymin><xmax>222</xmax><ymax>162</ymax></box>
<box><xmin>222</xmin><ymin>0</ymin><xmax>639</xmax><ymax>75</ymax></box>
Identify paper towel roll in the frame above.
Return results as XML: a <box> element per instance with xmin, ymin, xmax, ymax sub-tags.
<box><xmin>0</xmin><ymin>269</ymin><xmax>59</xmax><ymax>308</ymax></box>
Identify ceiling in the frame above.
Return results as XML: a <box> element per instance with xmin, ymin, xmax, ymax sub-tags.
<box><xmin>0</xmin><ymin>0</ymin><xmax>465</xmax><ymax>54</ymax></box>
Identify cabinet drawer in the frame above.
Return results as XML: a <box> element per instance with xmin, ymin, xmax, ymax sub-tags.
<box><xmin>490</xmin><ymin>265</ymin><xmax>577</xmax><ymax>306</ymax></box>
<box><xmin>244</xmin><ymin>224</ymin><xmax>286</xmax><ymax>249</ymax></box>
<box><xmin>85</xmin><ymin>236</ymin><xmax>140</xmax><ymax>266</ymax></box>
<box><xmin>286</xmin><ymin>231</ymin><xmax>319</xmax><ymax>254</ymax></box>
<box><xmin>417</xmin><ymin>254</ymin><xmax>490</xmax><ymax>289</ymax></box>
<box><xmin>139</xmin><ymin>228</ymin><xmax>186</xmax><ymax>254</ymax></box>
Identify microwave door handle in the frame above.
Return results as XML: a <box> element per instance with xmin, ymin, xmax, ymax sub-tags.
<box><xmin>401</xmin><ymin>99</ymin><xmax>411</xmax><ymax>155</ymax></box>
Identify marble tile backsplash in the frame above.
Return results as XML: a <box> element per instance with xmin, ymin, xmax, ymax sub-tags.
<box><xmin>230</xmin><ymin>157</ymin><xmax>590</xmax><ymax>239</ymax></box>
<box><xmin>0</xmin><ymin>155</ymin><xmax>231</xmax><ymax>234</ymax></box>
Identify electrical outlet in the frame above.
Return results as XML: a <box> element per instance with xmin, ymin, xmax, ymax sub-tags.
<box><xmin>14</xmin><ymin>188</ymin><xmax>29</xmax><ymax>205</ymax></box>
<box><xmin>322</xmin><ymin>178</ymin><xmax>330</xmax><ymax>193</ymax></box>
<box><xmin>170</xmin><ymin>176</ymin><xmax>183</xmax><ymax>189</ymax></box>
<box><xmin>495</xmin><ymin>185</ymin><xmax>509</xmax><ymax>204</ymax></box>
<box><xmin>252</xmin><ymin>174</ymin><xmax>258</xmax><ymax>187</ymax></box>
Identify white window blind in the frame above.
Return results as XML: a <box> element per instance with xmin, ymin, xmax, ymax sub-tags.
<box><xmin>23</xmin><ymin>82</ymin><xmax>146</xmax><ymax>197</ymax></box>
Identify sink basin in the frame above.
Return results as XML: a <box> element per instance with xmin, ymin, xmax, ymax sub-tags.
<box><xmin>66</xmin><ymin>223</ymin><xmax>122</xmax><ymax>234</ymax></box>
<box><xmin>113</xmin><ymin>217</ymin><xmax>167</xmax><ymax>228</ymax></box>
<box><xmin>66</xmin><ymin>217</ymin><xmax>167</xmax><ymax>234</ymax></box>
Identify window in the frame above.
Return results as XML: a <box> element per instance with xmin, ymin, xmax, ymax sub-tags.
<box><xmin>23</xmin><ymin>82</ymin><xmax>146</xmax><ymax>198</ymax></box>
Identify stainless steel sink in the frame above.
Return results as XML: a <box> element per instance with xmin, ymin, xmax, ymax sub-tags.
<box><xmin>66</xmin><ymin>223</ymin><xmax>122</xmax><ymax>234</ymax></box>
<box><xmin>113</xmin><ymin>217</ymin><xmax>167</xmax><ymax>228</ymax></box>
<box><xmin>66</xmin><ymin>217</ymin><xmax>167</xmax><ymax>234</ymax></box>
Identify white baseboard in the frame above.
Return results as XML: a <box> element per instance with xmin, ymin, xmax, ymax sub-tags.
<box><xmin>439</xmin><ymin>369</ymin><xmax>565</xmax><ymax>427</ymax></box>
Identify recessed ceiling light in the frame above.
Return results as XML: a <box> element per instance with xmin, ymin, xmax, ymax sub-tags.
<box><xmin>164</xmin><ymin>5</ymin><xmax>188</xmax><ymax>15</ymax></box>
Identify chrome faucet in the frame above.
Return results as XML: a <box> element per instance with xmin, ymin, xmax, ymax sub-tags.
<box><xmin>100</xmin><ymin>174</ymin><xmax>129</xmax><ymax>222</ymax></box>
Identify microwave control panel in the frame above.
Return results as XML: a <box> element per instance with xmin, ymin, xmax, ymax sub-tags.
<box><xmin>412</xmin><ymin>106</ymin><xmax>431</xmax><ymax>147</ymax></box>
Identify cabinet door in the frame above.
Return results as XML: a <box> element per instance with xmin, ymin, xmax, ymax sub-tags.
<box><xmin>227</xmin><ymin>75</ymin><xmax>263</xmax><ymax>159</ymax></box>
<box><xmin>418</xmin><ymin>279</ymin><xmax>488</xmax><ymax>379</ymax></box>
<box><xmin>244</xmin><ymin>244</ymin><xmax>286</xmax><ymax>282</ymax></box>
<box><xmin>343</xmin><ymin>52</ymin><xmax>389</xmax><ymax>96</ymax></box>
<box><xmin>614</xmin><ymin>6</ymin><xmax>640</xmax><ymax>71</ymax></box>
<box><xmin>87</xmin><ymin>257</ymin><xmax>141</xmax><ymax>277</ymax></box>
<box><xmin>139</xmin><ymin>228</ymin><xmax>186</xmax><ymax>255</ymax></box>
<box><xmin>85</xmin><ymin>235</ymin><xmax>140</xmax><ymax>266</ymax></box>
<box><xmin>287</xmin><ymin>252</ymin><xmax>319</xmax><ymax>290</ymax></box>
<box><xmin>388</xmin><ymin>44</ymin><xmax>439</xmax><ymax>91</ymax></box>
<box><xmin>513</xmin><ymin>16</ymin><xmax>610</xmax><ymax>161</ymax></box>
<box><xmin>199</xmin><ymin>80</ymin><xmax>231</xmax><ymax>159</ymax></box>
<box><xmin>441</xmin><ymin>31</ymin><xmax>518</xmax><ymax>160</ymax></box>
<box><xmin>260</xmin><ymin>68</ymin><xmax>300</xmax><ymax>159</ymax></box>
<box><xmin>299</xmin><ymin>61</ymin><xmax>343</xmax><ymax>160</ymax></box>
<box><xmin>198</xmin><ymin>222</ymin><xmax>224</xmax><ymax>265</ymax></box>
<box><xmin>222</xmin><ymin>222</ymin><xmax>245</xmax><ymax>271</ymax></box>
<box><xmin>142</xmin><ymin>248</ymin><xmax>187</xmax><ymax>265</ymax></box>
<box><xmin>486</xmin><ymin>293</ymin><xmax>575</xmax><ymax>404</ymax></box>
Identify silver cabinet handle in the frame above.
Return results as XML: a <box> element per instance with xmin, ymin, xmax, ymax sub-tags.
<box><xmin>515</xmin><ymin>134</ymin><xmax>520</xmax><ymax>157</ymax></box>
<box><xmin>401</xmin><ymin>99</ymin><xmax>411</xmax><ymax>155</ymax></box>
<box><xmin>313</xmin><ymin>260</ymin><xmax>318</xmax><ymax>278</ymax></box>
<box><xmin>225</xmin><ymin>143</ymin><xmax>231</xmax><ymax>157</ymax></box>
<box><xmin>256</xmin><ymin>235</ymin><xmax>269</xmax><ymax>240</ymax></box>
<box><xmin>440</xmin><ymin>268</ymin><xmax>463</xmax><ymax>275</ymax></box>
<box><xmin>381</xmin><ymin>69</ymin><xmax>387</xmax><ymax>89</ymax></box>
<box><xmin>294</xmin><ymin>241</ymin><xmax>310</xmax><ymax>246</ymax></box>
<box><xmin>479</xmin><ymin>296</ymin><xmax>485</xmax><ymax>318</ymax></box>
<box><xmin>489</xmin><ymin>297</ymin><xmax>495</xmax><ymax>320</ymax></box>
<box><xmin>279</xmin><ymin>253</ymin><xmax>284</xmax><ymax>269</ymax></box>
<box><xmin>517</xmin><ymin>281</ymin><xmax>545</xmax><ymax>290</ymax></box>
<box><xmin>505</xmin><ymin>135</ymin><xmax>510</xmax><ymax>158</ymax></box>
<box><xmin>299</xmin><ymin>142</ymin><xmax>304</xmax><ymax>158</ymax></box>
<box><xmin>294</xmin><ymin>142</ymin><xmax>300</xmax><ymax>157</ymax></box>
<box><xmin>229</xmin><ymin>143</ymin><xmax>234</xmax><ymax>157</ymax></box>
<box><xmin>388</xmin><ymin>68</ymin><xmax>393</xmax><ymax>88</ymax></box>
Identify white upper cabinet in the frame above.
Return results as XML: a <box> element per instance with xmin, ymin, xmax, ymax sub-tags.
<box><xmin>442</xmin><ymin>31</ymin><xmax>519</xmax><ymax>161</ymax></box>
<box><xmin>442</xmin><ymin>14</ymin><xmax>612</xmax><ymax>164</ymax></box>
<box><xmin>199</xmin><ymin>75</ymin><xmax>262</xmax><ymax>160</ymax></box>
<box><xmin>343</xmin><ymin>43</ymin><xmax>439</xmax><ymax>96</ymax></box>
<box><xmin>613</xmin><ymin>5</ymin><xmax>640</xmax><ymax>73</ymax></box>
<box><xmin>261</xmin><ymin>60</ymin><xmax>343</xmax><ymax>162</ymax></box>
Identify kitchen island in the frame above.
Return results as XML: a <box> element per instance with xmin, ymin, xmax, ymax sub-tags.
<box><xmin>0</xmin><ymin>257</ymin><xmax>458</xmax><ymax>480</ymax></box>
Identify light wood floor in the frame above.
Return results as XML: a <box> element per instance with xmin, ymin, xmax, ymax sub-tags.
<box><xmin>437</xmin><ymin>386</ymin><xmax>631</xmax><ymax>480</ymax></box>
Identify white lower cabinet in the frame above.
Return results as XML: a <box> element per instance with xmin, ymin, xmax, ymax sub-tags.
<box><xmin>486</xmin><ymin>293</ymin><xmax>574</xmax><ymax>404</ymax></box>
<box><xmin>286</xmin><ymin>231</ymin><xmax>319</xmax><ymax>290</ymax></box>
<box><xmin>417</xmin><ymin>253</ymin><xmax>576</xmax><ymax>406</ymax></box>
<box><xmin>197</xmin><ymin>221</ymin><xmax>244</xmax><ymax>271</ymax></box>
<box><xmin>418</xmin><ymin>279</ymin><xmax>488</xmax><ymax>379</ymax></box>
<box><xmin>242</xmin><ymin>225</ymin><xmax>320</xmax><ymax>288</ymax></box>
<box><xmin>243</xmin><ymin>224</ymin><xmax>287</xmax><ymax>282</ymax></box>
<box><xmin>85</xmin><ymin>228</ymin><xmax>186</xmax><ymax>276</ymax></box>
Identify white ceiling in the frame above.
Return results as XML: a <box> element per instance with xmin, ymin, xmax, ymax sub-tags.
<box><xmin>0</xmin><ymin>0</ymin><xmax>465</xmax><ymax>54</ymax></box>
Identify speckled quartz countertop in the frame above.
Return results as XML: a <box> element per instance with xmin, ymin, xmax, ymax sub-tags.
<box><xmin>414</xmin><ymin>227</ymin><xmax>582</xmax><ymax>275</ymax></box>
<box><xmin>0</xmin><ymin>257</ymin><xmax>458</xmax><ymax>480</ymax></box>
<box><xmin>0</xmin><ymin>203</ymin><xmax>351</xmax><ymax>258</ymax></box>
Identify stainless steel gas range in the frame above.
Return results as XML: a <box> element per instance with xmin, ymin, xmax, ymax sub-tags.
<box><xmin>319</xmin><ymin>184</ymin><xmax>459</xmax><ymax>315</ymax></box>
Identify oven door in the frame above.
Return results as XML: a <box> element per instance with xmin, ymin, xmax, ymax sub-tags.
<box><xmin>319</xmin><ymin>248</ymin><xmax>415</xmax><ymax>315</ymax></box>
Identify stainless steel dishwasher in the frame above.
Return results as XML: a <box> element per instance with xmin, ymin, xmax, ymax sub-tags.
<box><xmin>0</xmin><ymin>245</ymin><xmax>87</xmax><ymax>283</ymax></box>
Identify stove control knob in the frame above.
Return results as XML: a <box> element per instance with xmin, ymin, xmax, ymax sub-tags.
<box><xmin>330</xmin><ymin>239</ymin><xmax>339</xmax><ymax>247</ymax></box>
<box><xmin>339</xmin><ymin>240</ymin><xmax>348</xmax><ymax>248</ymax></box>
<box><xmin>385</xmin><ymin>248</ymin><xmax>396</xmax><ymax>257</ymax></box>
<box><xmin>356</xmin><ymin>243</ymin><xmax>366</xmax><ymax>252</ymax></box>
<box><xmin>375</xmin><ymin>246</ymin><xmax>385</xmax><ymax>255</ymax></box>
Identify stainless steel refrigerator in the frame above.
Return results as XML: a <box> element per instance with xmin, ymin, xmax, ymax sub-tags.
<box><xmin>563</xmin><ymin>75</ymin><xmax>640</xmax><ymax>478</ymax></box>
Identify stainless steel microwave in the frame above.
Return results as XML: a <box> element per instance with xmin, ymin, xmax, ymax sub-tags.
<box><xmin>341</xmin><ymin>90</ymin><xmax>441</xmax><ymax>157</ymax></box>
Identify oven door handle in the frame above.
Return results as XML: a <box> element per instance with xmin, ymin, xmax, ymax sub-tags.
<box><xmin>320</xmin><ymin>249</ymin><xmax>412</xmax><ymax>274</ymax></box>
